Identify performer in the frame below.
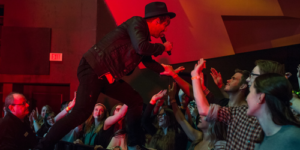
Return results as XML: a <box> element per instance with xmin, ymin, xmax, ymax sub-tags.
<box><xmin>36</xmin><ymin>2</ymin><xmax>178</xmax><ymax>150</ymax></box>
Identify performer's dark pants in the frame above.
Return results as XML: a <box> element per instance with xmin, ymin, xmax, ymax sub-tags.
<box><xmin>37</xmin><ymin>58</ymin><xmax>144</xmax><ymax>149</ymax></box>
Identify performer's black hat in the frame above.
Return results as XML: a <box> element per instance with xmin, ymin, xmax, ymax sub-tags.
<box><xmin>144</xmin><ymin>2</ymin><xmax>176</xmax><ymax>19</ymax></box>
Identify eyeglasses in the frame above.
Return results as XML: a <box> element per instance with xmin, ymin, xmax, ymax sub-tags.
<box><xmin>250</xmin><ymin>72</ymin><xmax>260</xmax><ymax>77</ymax></box>
<box><xmin>157</xmin><ymin>113</ymin><xmax>167</xmax><ymax>118</ymax></box>
<box><xmin>11</xmin><ymin>101</ymin><xmax>28</xmax><ymax>106</ymax></box>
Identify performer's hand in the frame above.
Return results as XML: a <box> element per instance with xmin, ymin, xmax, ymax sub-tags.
<box><xmin>191</xmin><ymin>58</ymin><xmax>206</xmax><ymax>77</ymax></box>
<box><xmin>210</xmin><ymin>68</ymin><xmax>223</xmax><ymax>89</ymax></box>
<box><xmin>174</xmin><ymin>66</ymin><xmax>185</xmax><ymax>74</ymax></box>
<box><xmin>163</xmin><ymin>41</ymin><xmax>173</xmax><ymax>53</ymax></box>
<box><xmin>160</xmin><ymin>64</ymin><xmax>176</xmax><ymax>76</ymax></box>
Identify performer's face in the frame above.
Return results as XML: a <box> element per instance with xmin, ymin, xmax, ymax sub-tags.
<box><xmin>153</xmin><ymin>17</ymin><xmax>170</xmax><ymax>38</ymax></box>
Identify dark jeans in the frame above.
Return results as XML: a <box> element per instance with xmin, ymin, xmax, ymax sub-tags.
<box><xmin>37</xmin><ymin>58</ymin><xmax>144</xmax><ymax>149</ymax></box>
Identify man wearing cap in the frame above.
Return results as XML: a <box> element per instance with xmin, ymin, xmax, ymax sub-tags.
<box><xmin>36</xmin><ymin>2</ymin><xmax>177</xmax><ymax>150</ymax></box>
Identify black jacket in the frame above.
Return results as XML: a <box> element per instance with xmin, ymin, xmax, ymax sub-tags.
<box><xmin>83</xmin><ymin>16</ymin><xmax>165</xmax><ymax>80</ymax></box>
<box><xmin>0</xmin><ymin>110</ymin><xmax>38</xmax><ymax>150</ymax></box>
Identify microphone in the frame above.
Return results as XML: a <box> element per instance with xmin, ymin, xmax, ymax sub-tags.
<box><xmin>160</xmin><ymin>36</ymin><xmax>171</xmax><ymax>55</ymax></box>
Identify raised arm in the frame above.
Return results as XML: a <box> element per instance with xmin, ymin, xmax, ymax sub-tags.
<box><xmin>142</xmin><ymin>90</ymin><xmax>167</xmax><ymax>135</ymax></box>
<box><xmin>160</xmin><ymin>64</ymin><xmax>194</xmax><ymax>99</ymax></box>
<box><xmin>191</xmin><ymin>58</ymin><xmax>210</xmax><ymax>116</ymax></box>
<box><xmin>104</xmin><ymin>104</ymin><xmax>128</xmax><ymax>130</ymax></box>
<box><xmin>55</xmin><ymin>98</ymin><xmax>76</xmax><ymax>122</ymax></box>
<box><xmin>210</xmin><ymin>68</ymin><xmax>229</xmax><ymax>99</ymax></box>
<box><xmin>31</xmin><ymin>108</ymin><xmax>41</xmax><ymax>132</ymax></box>
<box><xmin>169</xmin><ymin>82</ymin><xmax>202</xmax><ymax>141</ymax></box>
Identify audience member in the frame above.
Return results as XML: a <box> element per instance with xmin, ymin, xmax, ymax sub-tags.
<box><xmin>31</xmin><ymin>99</ymin><xmax>76</xmax><ymax>136</ymax></box>
<box><xmin>169</xmin><ymin>82</ymin><xmax>227</xmax><ymax>150</ymax></box>
<box><xmin>103</xmin><ymin>103</ymin><xmax>128</xmax><ymax>150</ymax></box>
<box><xmin>248</xmin><ymin>73</ymin><xmax>300</xmax><ymax>150</ymax></box>
<box><xmin>74</xmin><ymin>103</ymin><xmax>108</xmax><ymax>147</ymax></box>
<box><xmin>60</xmin><ymin>97</ymin><xmax>83</xmax><ymax>143</ymax></box>
<box><xmin>36</xmin><ymin>112</ymin><xmax>56</xmax><ymax>138</ymax></box>
<box><xmin>191</xmin><ymin>58</ymin><xmax>286</xmax><ymax>149</ymax></box>
<box><xmin>0</xmin><ymin>92</ymin><xmax>38</xmax><ymax>150</ymax></box>
<box><xmin>142</xmin><ymin>90</ymin><xmax>188</xmax><ymax>150</ymax></box>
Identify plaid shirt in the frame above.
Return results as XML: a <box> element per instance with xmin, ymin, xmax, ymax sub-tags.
<box><xmin>207</xmin><ymin>104</ymin><xmax>262</xmax><ymax>150</ymax></box>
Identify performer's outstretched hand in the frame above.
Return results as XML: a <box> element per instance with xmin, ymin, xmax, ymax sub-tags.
<box><xmin>160</xmin><ymin>64</ymin><xmax>185</xmax><ymax>76</ymax></box>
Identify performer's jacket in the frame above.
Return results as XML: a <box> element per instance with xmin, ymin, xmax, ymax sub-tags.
<box><xmin>83</xmin><ymin>16</ymin><xmax>166</xmax><ymax>80</ymax></box>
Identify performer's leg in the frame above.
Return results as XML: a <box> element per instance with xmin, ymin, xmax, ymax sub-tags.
<box><xmin>35</xmin><ymin>58</ymin><xmax>106</xmax><ymax>150</ymax></box>
<box><xmin>103</xmin><ymin>79</ymin><xmax>144</xmax><ymax>147</ymax></box>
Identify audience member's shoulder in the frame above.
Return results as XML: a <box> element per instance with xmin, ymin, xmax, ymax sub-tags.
<box><xmin>283</xmin><ymin>125</ymin><xmax>300</xmax><ymax>147</ymax></box>
<box><xmin>284</xmin><ymin>125</ymin><xmax>300</xmax><ymax>136</ymax></box>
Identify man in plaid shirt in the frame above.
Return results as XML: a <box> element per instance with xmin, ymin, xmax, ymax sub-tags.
<box><xmin>191</xmin><ymin>58</ymin><xmax>285</xmax><ymax>150</ymax></box>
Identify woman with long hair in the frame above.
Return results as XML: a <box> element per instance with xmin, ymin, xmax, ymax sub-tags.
<box><xmin>142</xmin><ymin>90</ymin><xmax>188</xmax><ymax>150</ymax></box>
<box><xmin>247</xmin><ymin>73</ymin><xmax>300</xmax><ymax>150</ymax></box>
<box><xmin>101</xmin><ymin>103</ymin><xmax>128</xmax><ymax>150</ymax></box>
<box><xmin>31</xmin><ymin>99</ymin><xmax>75</xmax><ymax>135</ymax></box>
<box><xmin>74</xmin><ymin>103</ymin><xmax>108</xmax><ymax>146</ymax></box>
<box><xmin>169</xmin><ymin>83</ymin><xmax>226</xmax><ymax>150</ymax></box>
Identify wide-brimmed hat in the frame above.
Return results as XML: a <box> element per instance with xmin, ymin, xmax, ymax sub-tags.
<box><xmin>144</xmin><ymin>2</ymin><xmax>176</xmax><ymax>19</ymax></box>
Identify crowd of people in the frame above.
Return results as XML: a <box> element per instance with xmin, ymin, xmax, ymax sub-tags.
<box><xmin>1</xmin><ymin>1</ymin><xmax>300</xmax><ymax>150</ymax></box>
<box><xmin>1</xmin><ymin>60</ymin><xmax>300</xmax><ymax>150</ymax></box>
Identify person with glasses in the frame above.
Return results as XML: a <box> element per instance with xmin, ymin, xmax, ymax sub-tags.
<box><xmin>191</xmin><ymin>58</ymin><xmax>290</xmax><ymax>150</ymax></box>
<box><xmin>142</xmin><ymin>90</ymin><xmax>188</xmax><ymax>150</ymax></box>
<box><xmin>0</xmin><ymin>92</ymin><xmax>38</xmax><ymax>150</ymax></box>
<box><xmin>247</xmin><ymin>60</ymin><xmax>300</xmax><ymax>115</ymax></box>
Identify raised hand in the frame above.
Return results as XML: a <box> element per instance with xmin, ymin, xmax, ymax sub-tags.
<box><xmin>191</xmin><ymin>58</ymin><xmax>206</xmax><ymax>77</ymax></box>
<box><xmin>31</xmin><ymin>109</ymin><xmax>38</xmax><ymax>121</ymax></box>
<box><xmin>160</xmin><ymin>64</ymin><xmax>176</xmax><ymax>76</ymax></box>
<box><xmin>151</xmin><ymin>90</ymin><xmax>167</xmax><ymax>102</ymax></box>
<box><xmin>210</xmin><ymin>68</ymin><xmax>223</xmax><ymax>89</ymax></box>
<box><xmin>174</xmin><ymin>66</ymin><xmax>185</xmax><ymax>74</ymax></box>
<box><xmin>35</xmin><ymin>107</ymin><xmax>39</xmax><ymax>118</ymax></box>
<box><xmin>68</xmin><ymin>99</ymin><xmax>76</xmax><ymax>109</ymax></box>
<box><xmin>168</xmin><ymin>82</ymin><xmax>177</xmax><ymax>101</ymax></box>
